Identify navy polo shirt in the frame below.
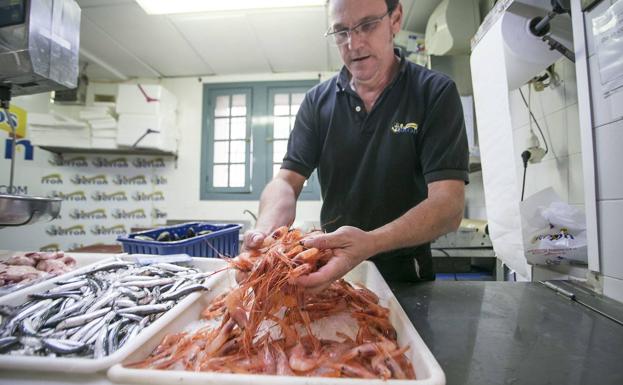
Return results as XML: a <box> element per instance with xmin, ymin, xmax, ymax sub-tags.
<box><xmin>282</xmin><ymin>49</ymin><xmax>469</xmax><ymax>272</ymax></box>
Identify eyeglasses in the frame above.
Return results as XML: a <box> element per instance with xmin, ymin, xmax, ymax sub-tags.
<box><xmin>325</xmin><ymin>10</ymin><xmax>392</xmax><ymax>46</ymax></box>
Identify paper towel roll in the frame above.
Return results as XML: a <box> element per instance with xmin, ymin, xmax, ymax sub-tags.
<box><xmin>501</xmin><ymin>2</ymin><xmax>573</xmax><ymax>89</ymax></box>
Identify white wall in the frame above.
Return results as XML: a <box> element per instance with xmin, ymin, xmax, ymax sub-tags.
<box><xmin>508</xmin><ymin>58</ymin><xmax>584</xmax><ymax>209</ymax></box>
<box><xmin>158</xmin><ymin>72</ymin><xmax>337</xmax><ymax>231</ymax></box>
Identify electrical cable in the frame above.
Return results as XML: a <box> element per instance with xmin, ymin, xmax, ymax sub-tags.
<box><xmin>433</xmin><ymin>248</ymin><xmax>458</xmax><ymax>281</ymax></box>
<box><xmin>521</xmin><ymin>150</ymin><xmax>531</xmax><ymax>201</ymax></box>
<box><xmin>519</xmin><ymin>87</ymin><xmax>549</xmax><ymax>155</ymax></box>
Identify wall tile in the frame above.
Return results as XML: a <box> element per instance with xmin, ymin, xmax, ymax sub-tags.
<box><xmin>568</xmin><ymin>153</ymin><xmax>585</xmax><ymax>205</ymax></box>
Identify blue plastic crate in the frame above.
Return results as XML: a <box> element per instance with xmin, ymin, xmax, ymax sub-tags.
<box><xmin>117</xmin><ymin>222</ymin><xmax>241</xmax><ymax>258</ymax></box>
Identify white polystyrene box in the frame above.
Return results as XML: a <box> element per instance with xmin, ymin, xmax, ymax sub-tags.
<box><xmin>116</xmin><ymin>113</ymin><xmax>179</xmax><ymax>152</ymax></box>
<box><xmin>116</xmin><ymin>84</ymin><xmax>178</xmax><ymax>115</ymax></box>
<box><xmin>107</xmin><ymin>261</ymin><xmax>446</xmax><ymax>385</ymax></box>
<box><xmin>0</xmin><ymin>255</ymin><xmax>229</xmax><ymax>373</ymax></box>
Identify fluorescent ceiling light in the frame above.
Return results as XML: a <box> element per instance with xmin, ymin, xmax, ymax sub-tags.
<box><xmin>136</xmin><ymin>0</ymin><xmax>326</xmax><ymax>15</ymax></box>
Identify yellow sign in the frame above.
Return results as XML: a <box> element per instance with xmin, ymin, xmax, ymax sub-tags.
<box><xmin>0</xmin><ymin>105</ymin><xmax>27</xmax><ymax>138</ymax></box>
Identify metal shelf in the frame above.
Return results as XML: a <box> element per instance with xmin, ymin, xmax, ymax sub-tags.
<box><xmin>39</xmin><ymin>146</ymin><xmax>177</xmax><ymax>157</ymax></box>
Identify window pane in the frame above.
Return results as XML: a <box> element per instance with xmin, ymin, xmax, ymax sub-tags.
<box><xmin>291</xmin><ymin>93</ymin><xmax>304</xmax><ymax>115</ymax></box>
<box><xmin>274</xmin><ymin>93</ymin><xmax>290</xmax><ymax>116</ymax></box>
<box><xmin>290</xmin><ymin>116</ymin><xmax>296</xmax><ymax>131</ymax></box>
<box><xmin>230</xmin><ymin>140</ymin><xmax>246</xmax><ymax>163</ymax></box>
<box><xmin>230</xmin><ymin>117</ymin><xmax>246</xmax><ymax>140</ymax></box>
<box><xmin>273</xmin><ymin>117</ymin><xmax>290</xmax><ymax>139</ymax></box>
<box><xmin>273</xmin><ymin>139</ymin><xmax>287</xmax><ymax>163</ymax></box>
<box><xmin>229</xmin><ymin>164</ymin><xmax>245</xmax><ymax>187</ymax></box>
<box><xmin>214</xmin><ymin>96</ymin><xmax>230</xmax><ymax>117</ymax></box>
<box><xmin>214</xmin><ymin>118</ymin><xmax>229</xmax><ymax>140</ymax></box>
<box><xmin>213</xmin><ymin>141</ymin><xmax>229</xmax><ymax>163</ymax></box>
<box><xmin>273</xmin><ymin>164</ymin><xmax>281</xmax><ymax>179</ymax></box>
<box><xmin>231</xmin><ymin>94</ymin><xmax>247</xmax><ymax>116</ymax></box>
<box><xmin>213</xmin><ymin>165</ymin><xmax>228</xmax><ymax>187</ymax></box>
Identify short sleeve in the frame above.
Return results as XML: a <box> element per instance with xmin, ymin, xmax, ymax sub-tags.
<box><xmin>417</xmin><ymin>79</ymin><xmax>469</xmax><ymax>185</ymax></box>
<box><xmin>281</xmin><ymin>91</ymin><xmax>321</xmax><ymax>179</ymax></box>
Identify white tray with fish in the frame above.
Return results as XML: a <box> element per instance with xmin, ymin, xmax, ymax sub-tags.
<box><xmin>0</xmin><ymin>255</ymin><xmax>229</xmax><ymax>373</ymax></box>
<box><xmin>107</xmin><ymin>261</ymin><xmax>446</xmax><ymax>385</ymax></box>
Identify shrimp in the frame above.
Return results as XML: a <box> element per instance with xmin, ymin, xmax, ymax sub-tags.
<box><xmin>288</xmin><ymin>340</ymin><xmax>322</xmax><ymax>372</ymax></box>
<box><xmin>130</xmin><ymin>227</ymin><xmax>417</xmax><ymax>380</ymax></box>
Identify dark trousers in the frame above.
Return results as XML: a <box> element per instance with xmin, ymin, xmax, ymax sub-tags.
<box><xmin>371</xmin><ymin>252</ymin><xmax>435</xmax><ymax>283</ymax></box>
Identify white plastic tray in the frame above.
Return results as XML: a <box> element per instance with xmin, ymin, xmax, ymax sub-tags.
<box><xmin>107</xmin><ymin>261</ymin><xmax>446</xmax><ymax>385</ymax></box>
<box><xmin>0</xmin><ymin>255</ymin><xmax>229</xmax><ymax>373</ymax></box>
<box><xmin>0</xmin><ymin>252</ymin><xmax>112</xmax><ymax>301</ymax></box>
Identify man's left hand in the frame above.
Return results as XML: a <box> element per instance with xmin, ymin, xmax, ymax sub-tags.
<box><xmin>294</xmin><ymin>226</ymin><xmax>377</xmax><ymax>292</ymax></box>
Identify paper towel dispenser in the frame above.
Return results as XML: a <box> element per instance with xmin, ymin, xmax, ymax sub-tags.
<box><xmin>425</xmin><ymin>0</ymin><xmax>480</xmax><ymax>56</ymax></box>
<box><xmin>0</xmin><ymin>0</ymin><xmax>81</xmax><ymax>99</ymax></box>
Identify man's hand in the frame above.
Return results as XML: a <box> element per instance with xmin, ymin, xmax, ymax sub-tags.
<box><xmin>242</xmin><ymin>229</ymin><xmax>267</xmax><ymax>252</ymax></box>
<box><xmin>236</xmin><ymin>229</ymin><xmax>269</xmax><ymax>283</ymax></box>
<box><xmin>294</xmin><ymin>226</ymin><xmax>378</xmax><ymax>292</ymax></box>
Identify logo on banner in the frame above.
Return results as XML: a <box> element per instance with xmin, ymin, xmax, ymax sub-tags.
<box><xmin>39</xmin><ymin>243</ymin><xmax>61</xmax><ymax>252</ymax></box>
<box><xmin>46</xmin><ymin>225</ymin><xmax>86</xmax><ymax>236</ymax></box>
<box><xmin>0</xmin><ymin>105</ymin><xmax>26</xmax><ymax>138</ymax></box>
<box><xmin>0</xmin><ymin>185</ymin><xmax>27</xmax><ymax>194</ymax></box>
<box><xmin>4</xmin><ymin>138</ymin><xmax>34</xmax><ymax>161</ymax></box>
<box><xmin>71</xmin><ymin>174</ymin><xmax>109</xmax><ymax>185</ymax></box>
<box><xmin>132</xmin><ymin>191</ymin><xmax>165</xmax><ymax>201</ymax></box>
<box><xmin>111</xmin><ymin>209</ymin><xmax>147</xmax><ymax>219</ymax></box>
<box><xmin>49</xmin><ymin>191</ymin><xmax>87</xmax><ymax>201</ymax></box>
<box><xmin>90</xmin><ymin>224</ymin><xmax>127</xmax><ymax>235</ymax></box>
<box><xmin>92</xmin><ymin>157</ymin><xmax>129</xmax><ymax>168</ymax></box>
<box><xmin>69</xmin><ymin>209</ymin><xmax>107</xmax><ymax>220</ymax></box>
<box><xmin>133</xmin><ymin>157</ymin><xmax>166</xmax><ymax>168</ymax></box>
<box><xmin>112</xmin><ymin>175</ymin><xmax>148</xmax><ymax>185</ymax></box>
<box><xmin>152</xmin><ymin>208</ymin><xmax>168</xmax><ymax>219</ymax></box>
<box><xmin>48</xmin><ymin>156</ymin><xmax>88</xmax><ymax>167</ymax></box>
<box><xmin>91</xmin><ymin>191</ymin><xmax>128</xmax><ymax>202</ymax></box>
<box><xmin>151</xmin><ymin>175</ymin><xmax>167</xmax><ymax>185</ymax></box>
<box><xmin>41</xmin><ymin>174</ymin><xmax>63</xmax><ymax>184</ymax></box>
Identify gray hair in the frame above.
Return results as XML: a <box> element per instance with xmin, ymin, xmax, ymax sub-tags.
<box><xmin>327</xmin><ymin>0</ymin><xmax>400</xmax><ymax>12</ymax></box>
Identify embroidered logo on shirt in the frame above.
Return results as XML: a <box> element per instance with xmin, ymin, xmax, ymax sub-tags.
<box><xmin>390</xmin><ymin>122</ymin><xmax>418</xmax><ymax>134</ymax></box>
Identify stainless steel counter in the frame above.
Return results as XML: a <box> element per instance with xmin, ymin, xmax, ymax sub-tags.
<box><xmin>391</xmin><ymin>281</ymin><xmax>623</xmax><ymax>385</ymax></box>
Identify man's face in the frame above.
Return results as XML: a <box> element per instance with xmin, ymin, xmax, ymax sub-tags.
<box><xmin>328</xmin><ymin>0</ymin><xmax>402</xmax><ymax>83</ymax></box>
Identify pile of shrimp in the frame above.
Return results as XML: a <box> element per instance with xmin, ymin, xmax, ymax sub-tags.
<box><xmin>127</xmin><ymin>227</ymin><xmax>416</xmax><ymax>379</ymax></box>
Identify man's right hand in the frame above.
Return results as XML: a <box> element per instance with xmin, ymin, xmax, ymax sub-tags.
<box><xmin>236</xmin><ymin>229</ymin><xmax>268</xmax><ymax>283</ymax></box>
<box><xmin>242</xmin><ymin>229</ymin><xmax>267</xmax><ymax>251</ymax></box>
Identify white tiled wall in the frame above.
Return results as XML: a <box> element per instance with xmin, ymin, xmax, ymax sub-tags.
<box><xmin>508</xmin><ymin>58</ymin><xmax>585</xmax><ymax>208</ymax></box>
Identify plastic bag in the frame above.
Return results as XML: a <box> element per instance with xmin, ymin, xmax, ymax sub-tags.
<box><xmin>520</xmin><ymin>188</ymin><xmax>587</xmax><ymax>265</ymax></box>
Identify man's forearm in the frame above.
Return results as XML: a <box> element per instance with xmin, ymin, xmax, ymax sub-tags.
<box><xmin>255</xmin><ymin>178</ymin><xmax>298</xmax><ymax>234</ymax></box>
<box><xmin>369</xmin><ymin>182</ymin><xmax>464</xmax><ymax>256</ymax></box>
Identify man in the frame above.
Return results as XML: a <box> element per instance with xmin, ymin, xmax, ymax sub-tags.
<box><xmin>243</xmin><ymin>0</ymin><xmax>468</xmax><ymax>290</ymax></box>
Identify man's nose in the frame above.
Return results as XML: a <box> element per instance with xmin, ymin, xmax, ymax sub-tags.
<box><xmin>347</xmin><ymin>30</ymin><xmax>364</xmax><ymax>50</ymax></box>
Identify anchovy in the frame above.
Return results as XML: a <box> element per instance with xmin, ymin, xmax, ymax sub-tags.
<box><xmin>160</xmin><ymin>284</ymin><xmax>209</xmax><ymax>301</ymax></box>
<box><xmin>119</xmin><ymin>278</ymin><xmax>175</xmax><ymax>288</ymax></box>
<box><xmin>0</xmin><ymin>336</ymin><xmax>18</xmax><ymax>352</ymax></box>
<box><xmin>49</xmin><ymin>279</ymin><xmax>89</xmax><ymax>293</ymax></box>
<box><xmin>93</xmin><ymin>323</ymin><xmax>108</xmax><ymax>358</ymax></box>
<box><xmin>117</xmin><ymin>303</ymin><xmax>172</xmax><ymax>316</ymax></box>
<box><xmin>86</xmin><ymin>260</ymin><xmax>134</xmax><ymax>274</ymax></box>
<box><xmin>44</xmin><ymin>298</ymin><xmax>94</xmax><ymax>328</ymax></box>
<box><xmin>87</xmin><ymin>291</ymin><xmax>117</xmax><ymax>312</ymax></box>
<box><xmin>113</xmin><ymin>299</ymin><xmax>137</xmax><ymax>308</ymax></box>
<box><xmin>119</xmin><ymin>313</ymin><xmax>143</xmax><ymax>322</ymax></box>
<box><xmin>68</xmin><ymin>317</ymin><xmax>101</xmax><ymax>342</ymax></box>
<box><xmin>42</xmin><ymin>338</ymin><xmax>87</xmax><ymax>354</ymax></box>
<box><xmin>55</xmin><ymin>307</ymin><xmax>111</xmax><ymax>330</ymax></box>
<box><xmin>151</xmin><ymin>262</ymin><xmax>192</xmax><ymax>273</ymax></box>
<box><xmin>29</xmin><ymin>291</ymin><xmax>82</xmax><ymax>300</ymax></box>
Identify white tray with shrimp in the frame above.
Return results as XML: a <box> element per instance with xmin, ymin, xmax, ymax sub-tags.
<box><xmin>107</xmin><ymin>261</ymin><xmax>446</xmax><ymax>385</ymax></box>
<box><xmin>0</xmin><ymin>255</ymin><xmax>229</xmax><ymax>373</ymax></box>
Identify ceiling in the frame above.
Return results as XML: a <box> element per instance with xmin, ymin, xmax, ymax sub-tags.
<box><xmin>76</xmin><ymin>0</ymin><xmax>444</xmax><ymax>81</ymax></box>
